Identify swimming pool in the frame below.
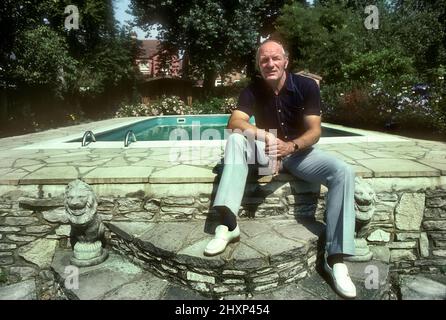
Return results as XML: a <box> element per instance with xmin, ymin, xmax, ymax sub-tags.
<box><xmin>68</xmin><ymin>115</ymin><xmax>361</xmax><ymax>142</ymax></box>
<box><xmin>17</xmin><ymin>114</ymin><xmax>408</xmax><ymax>150</ymax></box>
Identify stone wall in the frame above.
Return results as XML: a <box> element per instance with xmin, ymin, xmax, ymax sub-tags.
<box><xmin>111</xmin><ymin>234</ymin><xmax>316</xmax><ymax>296</ymax></box>
<box><xmin>0</xmin><ymin>181</ymin><xmax>445</xmax><ymax>292</ymax></box>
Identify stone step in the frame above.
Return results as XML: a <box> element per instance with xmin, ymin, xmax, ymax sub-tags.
<box><xmin>105</xmin><ymin>218</ymin><xmax>325</xmax><ymax>296</ymax></box>
<box><xmin>49</xmin><ymin>249</ymin><xmax>393</xmax><ymax>300</ymax></box>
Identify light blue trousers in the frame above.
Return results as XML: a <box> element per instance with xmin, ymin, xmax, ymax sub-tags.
<box><xmin>213</xmin><ymin>133</ymin><xmax>356</xmax><ymax>256</ymax></box>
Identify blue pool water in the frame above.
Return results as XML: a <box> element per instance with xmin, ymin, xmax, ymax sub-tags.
<box><xmin>70</xmin><ymin>115</ymin><xmax>361</xmax><ymax>142</ymax></box>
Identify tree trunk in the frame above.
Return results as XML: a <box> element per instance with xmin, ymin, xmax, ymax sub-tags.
<box><xmin>203</xmin><ymin>69</ymin><xmax>217</xmax><ymax>94</ymax></box>
<box><xmin>245</xmin><ymin>51</ymin><xmax>257</xmax><ymax>80</ymax></box>
<box><xmin>0</xmin><ymin>89</ymin><xmax>8</xmax><ymax>124</ymax></box>
<box><xmin>181</xmin><ymin>51</ymin><xmax>190</xmax><ymax>80</ymax></box>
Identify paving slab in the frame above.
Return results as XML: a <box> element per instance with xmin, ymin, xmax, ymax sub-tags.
<box><xmin>20</xmin><ymin>166</ymin><xmax>79</xmax><ymax>184</ymax></box>
<box><xmin>176</xmin><ymin>238</ymin><xmax>227</xmax><ymax>268</ymax></box>
<box><xmin>400</xmin><ymin>275</ymin><xmax>446</xmax><ymax>300</ymax></box>
<box><xmin>161</xmin><ymin>284</ymin><xmax>211</xmax><ymax>300</ymax></box>
<box><xmin>0</xmin><ymin>279</ymin><xmax>37</xmax><ymax>300</ymax></box>
<box><xmin>52</xmin><ymin>250</ymin><xmax>144</xmax><ymax>300</ymax></box>
<box><xmin>252</xmin><ymin>283</ymin><xmax>319</xmax><ymax>300</ymax></box>
<box><xmin>82</xmin><ymin>166</ymin><xmax>154</xmax><ymax>183</ymax></box>
<box><xmin>105</xmin><ymin>221</ymin><xmax>157</xmax><ymax>242</ymax></box>
<box><xmin>356</xmin><ymin>158</ymin><xmax>440</xmax><ymax>177</ymax></box>
<box><xmin>273</xmin><ymin>220</ymin><xmax>324</xmax><ymax>244</ymax></box>
<box><xmin>14</xmin><ymin>159</ymin><xmax>43</xmax><ymax>167</ymax></box>
<box><xmin>416</xmin><ymin>159</ymin><xmax>446</xmax><ymax>175</ymax></box>
<box><xmin>102</xmin><ymin>274</ymin><xmax>169</xmax><ymax>300</ymax></box>
<box><xmin>338</xmin><ymin>151</ymin><xmax>375</xmax><ymax>160</ymax></box>
<box><xmin>137</xmin><ymin>222</ymin><xmax>200</xmax><ymax>255</ymax></box>
<box><xmin>230</xmin><ymin>242</ymin><xmax>269</xmax><ymax>270</ymax></box>
<box><xmin>243</xmin><ymin>231</ymin><xmax>306</xmax><ymax>264</ymax></box>
<box><xmin>0</xmin><ymin>169</ymin><xmax>31</xmax><ymax>185</ymax></box>
<box><xmin>149</xmin><ymin>164</ymin><xmax>217</xmax><ymax>183</ymax></box>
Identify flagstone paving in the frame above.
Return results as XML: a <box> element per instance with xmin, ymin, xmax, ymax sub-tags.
<box><xmin>0</xmin><ymin>118</ymin><xmax>444</xmax><ymax>186</ymax></box>
<box><xmin>48</xmin><ymin>250</ymin><xmax>395</xmax><ymax>300</ymax></box>
<box><xmin>0</xmin><ymin>118</ymin><xmax>445</xmax><ymax>300</ymax></box>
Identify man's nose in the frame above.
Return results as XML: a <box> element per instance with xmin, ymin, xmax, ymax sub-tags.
<box><xmin>266</xmin><ymin>59</ymin><xmax>274</xmax><ymax>68</ymax></box>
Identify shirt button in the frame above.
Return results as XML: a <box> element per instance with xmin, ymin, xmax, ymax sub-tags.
<box><xmin>285</xmin><ymin>136</ymin><xmax>288</xmax><ymax>139</ymax></box>
<box><xmin>278</xmin><ymin>109</ymin><xmax>281</xmax><ymax>113</ymax></box>
<box><xmin>281</xmin><ymin>122</ymin><xmax>284</xmax><ymax>125</ymax></box>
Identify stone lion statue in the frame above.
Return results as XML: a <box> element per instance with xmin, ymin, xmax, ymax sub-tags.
<box><xmin>346</xmin><ymin>177</ymin><xmax>377</xmax><ymax>262</ymax></box>
<box><xmin>64</xmin><ymin>179</ymin><xmax>108</xmax><ymax>267</ymax></box>
<box><xmin>354</xmin><ymin>176</ymin><xmax>377</xmax><ymax>225</ymax></box>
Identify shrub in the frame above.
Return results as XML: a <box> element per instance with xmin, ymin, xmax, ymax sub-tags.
<box><xmin>115</xmin><ymin>103</ymin><xmax>150</xmax><ymax>117</ymax></box>
<box><xmin>322</xmin><ymin>78</ymin><xmax>446</xmax><ymax>134</ymax></box>
<box><xmin>191</xmin><ymin>97</ymin><xmax>237</xmax><ymax>114</ymax></box>
<box><xmin>115</xmin><ymin>96</ymin><xmax>194</xmax><ymax>117</ymax></box>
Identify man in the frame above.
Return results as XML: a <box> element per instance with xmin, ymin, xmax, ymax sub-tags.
<box><xmin>204</xmin><ymin>39</ymin><xmax>357</xmax><ymax>298</ymax></box>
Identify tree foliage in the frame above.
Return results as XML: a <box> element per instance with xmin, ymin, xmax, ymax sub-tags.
<box><xmin>130</xmin><ymin>0</ymin><xmax>300</xmax><ymax>90</ymax></box>
<box><xmin>276</xmin><ymin>0</ymin><xmax>445</xmax><ymax>134</ymax></box>
<box><xmin>10</xmin><ymin>26</ymin><xmax>77</xmax><ymax>95</ymax></box>
<box><xmin>1</xmin><ymin>0</ymin><xmax>138</xmax><ymax>96</ymax></box>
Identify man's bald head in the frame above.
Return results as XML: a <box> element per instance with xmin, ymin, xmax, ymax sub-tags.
<box><xmin>255</xmin><ymin>40</ymin><xmax>289</xmax><ymax>71</ymax></box>
<box><xmin>256</xmin><ymin>39</ymin><xmax>289</xmax><ymax>85</ymax></box>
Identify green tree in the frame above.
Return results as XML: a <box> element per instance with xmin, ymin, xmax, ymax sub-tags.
<box><xmin>0</xmin><ymin>0</ymin><xmax>139</xmax><ymax>133</ymax></box>
<box><xmin>9</xmin><ymin>25</ymin><xmax>77</xmax><ymax>95</ymax></box>
<box><xmin>276</xmin><ymin>1</ymin><xmax>362</xmax><ymax>82</ymax></box>
<box><xmin>130</xmin><ymin>0</ymin><xmax>300</xmax><ymax>91</ymax></box>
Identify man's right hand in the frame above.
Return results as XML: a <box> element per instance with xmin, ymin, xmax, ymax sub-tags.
<box><xmin>264</xmin><ymin>132</ymin><xmax>278</xmax><ymax>156</ymax></box>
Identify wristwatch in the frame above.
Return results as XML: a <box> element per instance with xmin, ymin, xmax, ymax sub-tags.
<box><xmin>291</xmin><ymin>142</ymin><xmax>299</xmax><ymax>152</ymax></box>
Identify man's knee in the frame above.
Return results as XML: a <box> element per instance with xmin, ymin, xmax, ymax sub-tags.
<box><xmin>332</xmin><ymin>161</ymin><xmax>355</xmax><ymax>181</ymax></box>
<box><xmin>227</xmin><ymin>132</ymin><xmax>246</xmax><ymax>146</ymax></box>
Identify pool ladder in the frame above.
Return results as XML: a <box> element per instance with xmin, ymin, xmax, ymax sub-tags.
<box><xmin>124</xmin><ymin>130</ymin><xmax>136</xmax><ymax>147</ymax></box>
<box><xmin>81</xmin><ymin>131</ymin><xmax>96</xmax><ymax>147</ymax></box>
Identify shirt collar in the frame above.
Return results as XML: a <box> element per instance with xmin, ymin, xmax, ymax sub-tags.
<box><xmin>284</xmin><ymin>72</ymin><xmax>294</xmax><ymax>92</ymax></box>
<box><xmin>256</xmin><ymin>72</ymin><xmax>295</xmax><ymax>95</ymax></box>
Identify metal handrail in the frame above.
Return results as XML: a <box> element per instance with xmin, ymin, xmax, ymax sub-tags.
<box><xmin>81</xmin><ymin>131</ymin><xmax>96</xmax><ymax>147</ymax></box>
<box><xmin>124</xmin><ymin>130</ymin><xmax>136</xmax><ymax>147</ymax></box>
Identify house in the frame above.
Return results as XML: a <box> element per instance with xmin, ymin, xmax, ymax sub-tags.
<box><xmin>215</xmin><ymin>71</ymin><xmax>246</xmax><ymax>87</ymax></box>
<box><xmin>135</xmin><ymin>39</ymin><xmax>182</xmax><ymax>78</ymax></box>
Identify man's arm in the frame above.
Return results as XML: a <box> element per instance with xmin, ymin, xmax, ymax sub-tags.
<box><xmin>272</xmin><ymin>115</ymin><xmax>321</xmax><ymax>158</ymax></box>
<box><xmin>292</xmin><ymin>115</ymin><xmax>321</xmax><ymax>151</ymax></box>
<box><xmin>227</xmin><ymin>110</ymin><xmax>273</xmax><ymax>139</ymax></box>
<box><xmin>227</xmin><ymin>110</ymin><xmax>255</xmax><ymax>132</ymax></box>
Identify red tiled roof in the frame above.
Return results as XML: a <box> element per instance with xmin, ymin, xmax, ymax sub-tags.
<box><xmin>138</xmin><ymin>40</ymin><xmax>161</xmax><ymax>59</ymax></box>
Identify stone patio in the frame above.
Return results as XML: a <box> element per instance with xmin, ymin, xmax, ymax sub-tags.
<box><xmin>0</xmin><ymin>118</ymin><xmax>444</xmax><ymax>187</ymax></box>
<box><xmin>48</xmin><ymin>250</ymin><xmax>394</xmax><ymax>300</ymax></box>
<box><xmin>106</xmin><ymin>219</ymin><xmax>323</xmax><ymax>296</ymax></box>
<box><xmin>0</xmin><ymin>117</ymin><xmax>445</xmax><ymax>300</ymax></box>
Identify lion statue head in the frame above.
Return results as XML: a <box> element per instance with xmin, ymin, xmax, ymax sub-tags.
<box><xmin>64</xmin><ymin>179</ymin><xmax>98</xmax><ymax>226</ymax></box>
<box><xmin>354</xmin><ymin>177</ymin><xmax>377</xmax><ymax>224</ymax></box>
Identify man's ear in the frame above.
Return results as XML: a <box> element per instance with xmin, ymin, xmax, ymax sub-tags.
<box><xmin>285</xmin><ymin>59</ymin><xmax>289</xmax><ymax>70</ymax></box>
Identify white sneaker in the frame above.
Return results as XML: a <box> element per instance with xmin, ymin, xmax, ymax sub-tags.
<box><xmin>324</xmin><ymin>257</ymin><xmax>357</xmax><ymax>299</ymax></box>
<box><xmin>204</xmin><ymin>225</ymin><xmax>240</xmax><ymax>256</ymax></box>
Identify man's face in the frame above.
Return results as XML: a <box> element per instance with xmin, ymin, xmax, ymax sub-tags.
<box><xmin>258</xmin><ymin>42</ymin><xmax>289</xmax><ymax>82</ymax></box>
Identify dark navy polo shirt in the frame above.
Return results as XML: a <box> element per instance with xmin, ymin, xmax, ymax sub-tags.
<box><xmin>236</xmin><ymin>72</ymin><xmax>321</xmax><ymax>141</ymax></box>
